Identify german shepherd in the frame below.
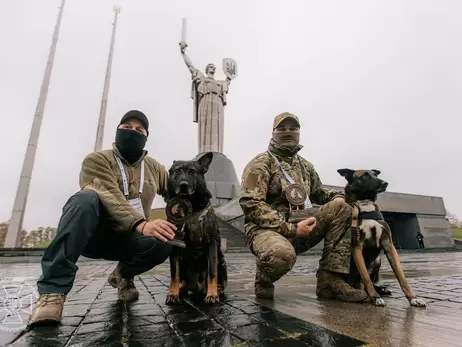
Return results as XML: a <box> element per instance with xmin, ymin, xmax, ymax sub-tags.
<box><xmin>164</xmin><ymin>152</ymin><xmax>228</xmax><ymax>305</ymax></box>
<box><xmin>337</xmin><ymin>168</ymin><xmax>426</xmax><ymax>307</ymax></box>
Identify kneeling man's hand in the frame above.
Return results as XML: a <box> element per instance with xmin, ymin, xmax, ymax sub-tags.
<box><xmin>137</xmin><ymin>220</ymin><xmax>177</xmax><ymax>242</ymax></box>
<box><xmin>295</xmin><ymin>217</ymin><xmax>317</xmax><ymax>238</ymax></box>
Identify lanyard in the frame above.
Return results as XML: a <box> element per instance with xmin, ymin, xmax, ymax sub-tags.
<box><xmin>268</xmin><ymin>151</ymin><xmax>295</xmax><ymax>184</ymax></box>
<box><xmin>114</xmin><ymin>155</ymin><xmax>145</xmax><ymax>198</ymax></box>
<box><xmin>267</xmin><ymin>151</ymin><xmax>312</xmax><ymax>208</ymax></box>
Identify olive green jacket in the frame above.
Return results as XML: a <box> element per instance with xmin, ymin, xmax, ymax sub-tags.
<box><xmin>79</xmin><ymin>144</ymin><xmax>168</xmax><ymax>233</ymax></box>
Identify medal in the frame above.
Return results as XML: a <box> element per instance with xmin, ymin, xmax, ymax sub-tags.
<box><xmin>267</xmin><ymin>151</ymin><xmax>316</xmax><ymax>225</ymax></box>
<box><xmin>285</xmin><ymin>183</ymin><xmax>307</xmax><ymax>206</ymax></box>
<box><xmin>165</xmin><ymin>197</ymin><xmax>193</xmax><ymax>248</ymax></box>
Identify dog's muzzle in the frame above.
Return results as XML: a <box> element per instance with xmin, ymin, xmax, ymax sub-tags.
<box><xmin>376</xmin><ymin>181</ymin><xmax>388</xmax><ymax>193</ymax></box>
<box><xmin>176</xmin><ymin>181</ymin><xmax>194</xmax><ymax>195</ymax></box>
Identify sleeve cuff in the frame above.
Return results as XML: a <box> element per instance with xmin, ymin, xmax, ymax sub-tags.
<box><xmin>281</xmin><ymin>222</ymin><xmax>297</xmax><ymax>239</ymax></box>
<box><xmin>131</xmin><ymin>218</ymin><xmax>146</xmax><ymax>232</ymax></box>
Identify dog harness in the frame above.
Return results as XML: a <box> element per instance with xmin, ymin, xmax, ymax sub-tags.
<box><xmin>358</xmin><ymin>210</ymin><xmax>384</xmax><ymax>221</ymax></box>
<box><xmin>185</xmin><ymin>204</ymin><xmax>214</xmax><ymax>245</ymax></box>
<box><xmin>349</xmin><ymin>203</ymin><xmax>384</xmax><ymax>247</ymax></box>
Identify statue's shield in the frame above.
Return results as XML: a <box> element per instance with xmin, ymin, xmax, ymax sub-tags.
<box><xmin>222</xmin><ymin>58</ymin><xmax>237</xmax><ymax>80</ymax></box>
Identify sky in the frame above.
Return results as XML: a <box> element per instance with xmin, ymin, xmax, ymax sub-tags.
<box><xmin>0</xmin><ymin>0</ymin><xmax>461</xmax><ymax>230</ymax></box>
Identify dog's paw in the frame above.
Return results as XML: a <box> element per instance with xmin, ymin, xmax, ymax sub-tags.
<box><xmin>165</xmin><ymin>294</ymin><xmax>181</xmax><ymax>305</ymax></box>
<box><xmin>372</xmin><ymin>297</ymin><xmax>386</xmax><ymax>306</ymax></box>
<box><xmin>204</xmin><ymin>293</ymin><xmax>220</xmax><ymax>304</ymax></box>
<box><xmin>409</xmin><ymin>297</ymin><xmax>426</xmax><ymax>307</ymax></box>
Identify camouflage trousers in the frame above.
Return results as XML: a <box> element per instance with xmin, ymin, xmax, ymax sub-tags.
<box><xmin>249</xmin><ymin>198</ymin><xmax>349</xmax><ymax>285</ymax></box>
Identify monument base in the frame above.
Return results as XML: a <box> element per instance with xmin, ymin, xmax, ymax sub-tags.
<box><xmin>194</xmin><ymin>152</ymin><xmax>240</xmax><ymax>207</ymax></box>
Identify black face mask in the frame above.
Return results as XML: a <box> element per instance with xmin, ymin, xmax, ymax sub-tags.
<box><xmin>115</xmin><ymin>129</ymin><xmax>147</xmax><ymax>164</ymax></box>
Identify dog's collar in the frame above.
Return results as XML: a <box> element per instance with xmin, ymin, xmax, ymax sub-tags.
<box><xmin>358</xmin><ymin>211</ymin><xmax>384</xmax><ymax>221</ymax></box>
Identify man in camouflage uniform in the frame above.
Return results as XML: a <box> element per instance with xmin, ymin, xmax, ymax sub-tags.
<box><xmin>239</xmin><ymin>112</ymin><xmax>368</xmax><ymax>302</ymax></box>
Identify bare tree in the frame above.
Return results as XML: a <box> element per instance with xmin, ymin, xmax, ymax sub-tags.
<box><xmin>446</xmin><ymin>210</ymin><xmax>462</xmax><ymax>228</ymax></box>
<box><xmin>0</xmin><ymin>221</ymin><xmax>57</xmax><ymax>248</ymax></box>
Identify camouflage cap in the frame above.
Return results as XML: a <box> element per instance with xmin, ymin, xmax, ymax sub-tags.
<box><xmin>272</xmin><ymin>112</ymin><xmax>300</xmax><ymax>129</ymax></box>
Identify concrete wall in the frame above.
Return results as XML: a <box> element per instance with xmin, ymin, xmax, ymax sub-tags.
<box><xmin>324</xmin><ymin>185</ymin><xmax>447</xmax><ymax>215</ymax></box>
<box><xmin>417</xmin><ymin>214</ymin><xmax>455</xmax><ymax>248</ymax></box>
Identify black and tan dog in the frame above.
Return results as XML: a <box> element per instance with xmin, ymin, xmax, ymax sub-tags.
<box><xmin>338</xmin><ymin>168</ymin><xmax>426</xmax><ymax>307</ymax></box>
<box><xmin>164</xmin><ymin>152</ymin><xmax>227</xmax><ymax>305</ymax></box>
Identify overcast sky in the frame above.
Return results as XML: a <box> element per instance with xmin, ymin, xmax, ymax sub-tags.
<box><xmin>1</xmin><ymin>0</ymin><xmax>461</xmax><ymax>230</ymax></box>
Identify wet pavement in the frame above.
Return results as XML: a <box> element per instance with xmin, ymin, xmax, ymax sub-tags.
<box><xmin>1</xmin><ymin>252</ymin><xmax>462</xmax><ymax>346</ymax></box>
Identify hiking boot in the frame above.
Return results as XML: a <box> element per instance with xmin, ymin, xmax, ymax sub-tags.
<box><xmin>28</xmin><ymin>294</ymin><xmax>66</xmax><ymax>327</ymax></box>
<box><xmin>335</xmin><ymin>287</ymin><xmax>368</xmax><ymax>302</ymax></box>
<box><xmin>316</xmin><ymin>269</ymin><xmax>368</xmax><ymax>303</ymax></box>
<box><xmin>118</xmin><ymin>277</ymin><xmax>139</xmax><ymax>301</ymax></box>
<box><xmin>254</xmin><ymin>266</ymin><xmax>274</xmax><ymax>299</ymax></box>
<box><xmin>108</xmin><ymin>266</ymin><xmax>139</xmax><ymax>301</ymax></box>
<box><xmin>107</xmin><ymin>267</ymin><xmax>121</xmax><ymax>288</ymax></box>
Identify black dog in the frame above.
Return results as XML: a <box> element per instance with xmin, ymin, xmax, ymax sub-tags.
<box><xmin>164</xmin><ymin>152</ymin><xmax>227</xmax><ymax>304</ymax></box>
<box><xmin>338</xmin><ymin>168</ymin><xmax>426</xmax><ymax>307</ymax></box>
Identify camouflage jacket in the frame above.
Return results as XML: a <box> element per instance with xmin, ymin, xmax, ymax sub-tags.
<box><xmin>239</xmin><ymin>139</ymin><xmax>343</xmax><ymax>239</ymax></box>
<box><xmin>79</xmin><ymin>144</ymin><xmax>169</xmax><ymax>233</ymax></box>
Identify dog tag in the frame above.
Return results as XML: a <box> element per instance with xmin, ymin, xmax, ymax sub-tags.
<box><xmin>129</xmin><ymin>198</ymin><xmax>145</xmax><ymax>218</ymax></box>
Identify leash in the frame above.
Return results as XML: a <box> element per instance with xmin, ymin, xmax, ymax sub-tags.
<box><xmin>349</xmin><ymin>204</ymin><xmax>360</xmax><ymax>248</ymax></box>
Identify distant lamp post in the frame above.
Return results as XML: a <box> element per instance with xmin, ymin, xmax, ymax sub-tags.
<box><xmin>94</xmin><ymin>5</ymin><xmax>121</xmax><ymax>152</ymax></box>
<box><xmin>4</xmin><ymin>0</ymin><xmax>67</xmax><ymax>248</ymax></box>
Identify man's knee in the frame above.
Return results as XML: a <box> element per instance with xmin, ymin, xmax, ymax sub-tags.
<box><xmin>318</xmin><ymin>198</ymin><xmax>351</xmax><ymax>222</ymax></box>
<box><xmin>252</xmin><ymin>231</ymin><xmax>296</xmax><ymax>275</ymax></box>
<box><xmin>326</xmin><ymin>197</ymin><xmax>350</xmax><ymax>213</ymax></box>
<box><xmin>66</xmin><ymin>190</ymin><xmax>100</xmax><ymax>212</ymax></box>
<box><xmin>134</xmin><ymin>236</ymin><xmax>172</xmax><ymax>264</ymax></box>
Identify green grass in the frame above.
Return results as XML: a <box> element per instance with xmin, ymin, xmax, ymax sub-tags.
<box><xmin>150</xmin><ymin>208</ymin><xmax>167</xmax><ymax>220</ymax></box>
<box><xmin>452</xmin><ymin>227</ymin><xmax>462</xmax><ymax>240</ymax></box>
<box><xmin>35</xmin><ymin>240</ymin><xmax>52</xmax><ymax>248</ymax></box>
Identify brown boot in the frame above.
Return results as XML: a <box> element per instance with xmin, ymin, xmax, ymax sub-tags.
<box><xmin>107</xmin><ymin>267</ymin><xmax>121</xmax><ymax>288</ymax></box>
<box><xmin>254</xmin><ymin>266</ymin><xmax>274</xmax><ymax>299</ymax></box>
<box><xmin>28</xmin><ymin>294</ymin><xmax>67</xmax><ymax>327</ymax></box>
<box><xmin>118</xmin><ymin>277</ymin><xmax>139</xmax><ymax>301</ymax></box>
<box><xmin>316</xmin><ymin>270</ymin><xmax>368</xmax><ymax>303</ymax></box>
<box><xmin>108</xmin><ymin>267</ymin><xmax>139</xmax><ymax>301</ymax></box>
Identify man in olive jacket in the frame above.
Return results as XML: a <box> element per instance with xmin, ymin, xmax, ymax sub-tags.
<box><xmin>28</xmin><ymin>110</ymin><xmax>177</xmax><ymax>326</ymax></box>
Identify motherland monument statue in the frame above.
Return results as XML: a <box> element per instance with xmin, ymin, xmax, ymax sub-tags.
<box><xmin>178</xmin><ymin>18</ymin><xmax>237</xmax><ymax>154</ymax></box>
<box><xmin>177</xmin><ymin>18</ymin><xmax>240</xmax><ymax>208</ymax></box>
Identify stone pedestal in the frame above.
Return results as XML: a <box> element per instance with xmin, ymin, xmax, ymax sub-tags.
<box><xmin>194</xmin><ymin>152</ymin><xmax>240</xmax><ymax>207</ymax></box>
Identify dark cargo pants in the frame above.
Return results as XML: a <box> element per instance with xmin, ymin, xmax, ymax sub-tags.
<box><xmin>37</xmin><ymin>190</ymin><xmax>172</xmax><ymax>294</ymax></box>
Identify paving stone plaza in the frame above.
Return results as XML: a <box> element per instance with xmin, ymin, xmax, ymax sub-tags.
<box><xmin>1</xmin><ymin>251</ymin><xmax>462</xmax><ymax>347</ymax></box>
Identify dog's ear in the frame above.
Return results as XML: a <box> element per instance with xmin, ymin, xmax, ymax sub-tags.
<box><xmin>197</xmin><ymin>152</ymin><xmax>214</xmax><ymax>172</ymax></box>
<box><xmin>337</xmin><ymin>168</ymin><xmax>355</xmax><ymax>182</ymax></box>
<box><xmin>371</xmin><ymin>169</ymin><xmax>381</xmax><ymax>176</ymax></box>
